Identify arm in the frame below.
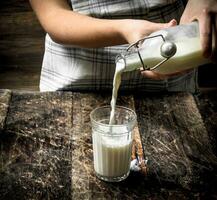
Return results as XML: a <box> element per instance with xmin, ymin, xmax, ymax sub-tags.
<box><xmin>30</xmin><ymin>0</ymin><xmax>176</xmax><ymax>48</ymax></box>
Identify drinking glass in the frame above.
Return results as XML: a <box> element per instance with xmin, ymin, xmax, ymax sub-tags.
<box><xmin>90</xmin><ymin>106</ymin><xmax>137</xmax><ymax>182</ymax></box>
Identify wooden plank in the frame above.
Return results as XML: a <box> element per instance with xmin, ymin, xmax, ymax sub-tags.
<box><xmin>0</xmin><ymin>0</ymin><xmax>32</xmax><ymax>13</ymax></box>
<box><xmin>0</xmin><ymin>68</ymin><xmax>40</xmax><ymax>91</ymax></box>
<box><xmin>1</xmin><ymin>91</ymin><xmax>217</xmax><ymax>199</ymax></box>
<box><xmin>134</xmin><ymin>92</ymin><xmax>217</xmax><ymax>190</ymax></box>
<box><xmin>0</xmin><ymin>12</ymin><xmax>44</xmax><ymax>37</ymax></box>
<box><xmin>0</xmin><ymin>38</ymin><xmax>44</xmax><ymax>56</ymax></box>
<box><xmin>0</xmin><ymin>91</ymin><xmax>73</xmax><ymax>199</ymax></box>
<box><xmin>0</xmin><ymin>2</ymin><xmax>45</xmax><ymax>91</ymax></box>
<box><xmin>195</xmin><ymin>90</ymin><xmax>217</xmax><ymax>154</ymax></box>
<box><xmin>0</xmin><ymin>89</ymin><xmax>11</xmax><ymax>131</ymax></box>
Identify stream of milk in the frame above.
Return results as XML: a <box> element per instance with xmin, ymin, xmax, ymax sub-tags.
<box><xmin>109</xmin><ymin>60</ymin><xmax>125</xmax><ymax>125</ymax></box>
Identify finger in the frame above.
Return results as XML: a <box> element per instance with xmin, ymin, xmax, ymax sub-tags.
<box><xmin>140</xmin><ymin>68</ymin><xmax>193</xmax><ymax>80</ymax></box>
<box><xmin>211</xmin><ymin>14</ymin><xmax>217</xmax><ymax>63</ymax></box>
<box><xmin>161</xmin><ymin>19</ymin><xmax>177</xmax><ymax>30</ymax></box>
<box><xmin>166</xmin><ymin>19</ymin><xmax>177</xmax><ymax>27</ymax></box>
<box><xmin>140</xmin><ymin>70</ymin><xmax>168</xmax><ymax>80</ymax></box>
<box><xmin>151</xmin><ymin>19</ymin><xmax>177</xmax><ymax>33</ymax></box>
<box><xmin>199</xmin><ymin>10</ymin><xmax>212</xmax><ymax>58</ymax></box>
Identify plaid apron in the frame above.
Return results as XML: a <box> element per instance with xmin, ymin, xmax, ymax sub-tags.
<box><xmin>40</xmin><ymin>0</ymin><xmax>198</xmax><ymax>92</ymax></box>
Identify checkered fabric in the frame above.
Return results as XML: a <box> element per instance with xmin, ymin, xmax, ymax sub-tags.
<box><xmin>40</xmin><ymin>0</ymin><xmax>198</xmax><ymax>92</ymax></box>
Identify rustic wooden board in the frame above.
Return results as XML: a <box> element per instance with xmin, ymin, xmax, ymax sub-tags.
<box><xmin>195</xmin><ymin>90</ymin><xmax>217</xmax><ymax>155</ymax></box>
<box><xmin>0</xmin><ymin>91</ymin><xmax>73</xmax><ymax>200</ymax></box>
<box><xmin>0</xmin><ymin>0</ymin><xmax>32</xmax><ymax>13</ymax></box>
<box><xmin>0</xmin><ymin>90</ymin><xmax>11</xmax><ymax>131</ymax></box>
<box><xmin>0</xmin><ymin>91</ymin><xmax>217</xmax><ymax>199</ymax></box>
<box><xmin>0</xmin><ymin>1</ymin><xmax>45</xmax><ymax>91</ymax></box>
<box><xmin>134</xmin><ymin>92</ymin><xmax>217</xmax><ymax>191</ymax></box>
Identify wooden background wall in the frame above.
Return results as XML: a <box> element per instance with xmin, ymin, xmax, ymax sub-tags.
<box><xmin>0</xmin><ymin>1</ymin><xmax>45</xmax><ymax>91</ymax></box>
<box><xmin>0</xmin><ymin>1</ymin><xmax>216</xmax><ymax>91</ymax></box>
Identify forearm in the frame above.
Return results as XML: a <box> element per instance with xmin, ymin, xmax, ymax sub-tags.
<box><xmin>30</xmin><ymin>0</ymin><xmax>176</xmax><ymax>48</ymax></box>
<box><xmin>48</xmin><ymin>13</ymin><xmax>128</xmax><ymax>48</ymax></box>
<box><xmin>30</xmin><ymin>0</ymin><xmax>127</xmax><ymax>48</ymax></box>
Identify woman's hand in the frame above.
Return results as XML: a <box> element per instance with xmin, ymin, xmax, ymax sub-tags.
<box><xmin>126</xmin><ymin>19</ymin><xmax>181</xmax><ymax>80</ymax></box>
<box><xmin>180</xmin><ymin>0</ymin><xmax>217</xmax><ymax>61</ymax></box>
<box><xmin>140</xmin><ymin>68</ymin><xmax>192</xmax><ymax>80</ymax></box>
<box><xmin>121</xmin><ymin>19</ymin><xmax>177</xmax><ymax>44</ymax></box>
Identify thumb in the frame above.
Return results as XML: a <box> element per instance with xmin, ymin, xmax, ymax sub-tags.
<box><xmin>165</xmin><ymin>19</ymin><xmax>177</xmax><ymax>28</ymax></box>
<box><xmin>152</xmin><ymin>19</ymin><xmax>177</xmax><ymax>32</ymax></box>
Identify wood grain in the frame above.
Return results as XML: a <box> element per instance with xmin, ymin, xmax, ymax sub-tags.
<box><xmin>1</xmin><ymin>90</ymin><xmax>217</xmax><ymax>199</ymax></box>
<box><xmin>134</xmin><ymin>92</ymin><xmax>217</xmax><ymax>190</ymax></box>
<box><xmin>0</xmin><ymin>1</ymin><xmax>45</xmax><ymax>91</ymax></box>
<box><xmin>0</xmin><ymin>89</ymin><xmax>11</xmax><ymax>131</ymax></box>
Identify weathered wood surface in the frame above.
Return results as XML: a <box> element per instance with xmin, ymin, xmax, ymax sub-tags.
<box><xmin>0</xmin><ymin>1</ymin><xmax>45</xmax><ymax>91</ymax></box>
<box><xmin>135</xmin><ymin>93</ymin><xmax>217</xmax><ymax>191</ymax></box>
<box><xmin>195</xmin><ymin>91</ymin><xmax>217</xmax><ymax>155</ymax></box>
<box><xmin>0</xmin><ymin>90</ymin><xmax>11</xmax><ymax>131</ymax></box>
<box><xmin>0</xmin><ymin>91</ymin><xmax>73</xmax><ymax>199</ymax></box>
<box><xmin>0</xmin><ymin>90</ymin><xmax>217</xmax><ymax>199</ymax></box>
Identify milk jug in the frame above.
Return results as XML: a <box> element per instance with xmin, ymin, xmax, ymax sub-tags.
<box><xmin>116</xmin><ymin>21</ymin><xmax>211</xmax><ymax>74</ymax></box>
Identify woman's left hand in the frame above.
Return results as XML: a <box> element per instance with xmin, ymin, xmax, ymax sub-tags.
<box><xmin>180</xmin><ymin>0</ymin><xmax>217</xmax><ymax>61</ymax></box>
<box><xmin>141</xmin><ymin>0</ymin><xmax>217</xmax><ymax>80</ymax></box>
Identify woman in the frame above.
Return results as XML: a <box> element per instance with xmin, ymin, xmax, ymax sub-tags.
<box><xmin>30</xmin><ymin>0</ymin><xmax>217</xmax><ymax>92</ymax></box>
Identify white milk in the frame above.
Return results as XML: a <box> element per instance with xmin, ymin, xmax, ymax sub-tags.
<box><xmin>109</xmin><ymin>60</ymin><xmax>125</xmax><ymax>125</ymax></box>
<box><xmin>123</xmin><ymin>37</ymin><xmax>210</xmax><ymax>74</ymax></box>
<box><xmin>92</xmin><ymin>128</ymin><xmax>132</xmax><ymax>178</ymax></box>
<box><xmin>147</xmin><ymin>37</ymin><xmax>209</xmax><ymax>74</ymax></box>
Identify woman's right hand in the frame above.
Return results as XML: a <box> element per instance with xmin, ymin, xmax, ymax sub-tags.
<box><xmin>120</xmin><ymin>19</ymin><xmax>183</xmax><ymax>80</ymax></box>
<box><xmin>121</xmin><ymin>19</ymin><xmax>177</xmax><ymax>44</ymax></box>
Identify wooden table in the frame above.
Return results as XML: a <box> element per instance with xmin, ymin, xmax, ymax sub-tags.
<box><xmin>0</xmin><ymin>89</ymin><xmax>217</xmax><ymax>199</ymax></box>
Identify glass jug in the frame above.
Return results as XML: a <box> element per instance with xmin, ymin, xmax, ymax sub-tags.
<box><xmin>116</xmin><ymin>21</ymin><xmax>211</xmax><ymax>74</ymax></box>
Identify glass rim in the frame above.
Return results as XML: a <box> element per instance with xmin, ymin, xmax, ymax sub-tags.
<box><xmin>90</xmin><ymin>105</ymin><xmax>137</xmax><ymax>128</ymax></box>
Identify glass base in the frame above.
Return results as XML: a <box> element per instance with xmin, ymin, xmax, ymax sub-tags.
<box><xmin>95</xmin><ymin>171</ymin><xmax>130</xmax><ymax>182</ymax></box>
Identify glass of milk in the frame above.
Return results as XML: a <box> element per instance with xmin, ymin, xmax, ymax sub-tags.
<box><xmin>90</xmin><ymin>106</ymin><xmax>137</xmax><ymax>182</ymax></box>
